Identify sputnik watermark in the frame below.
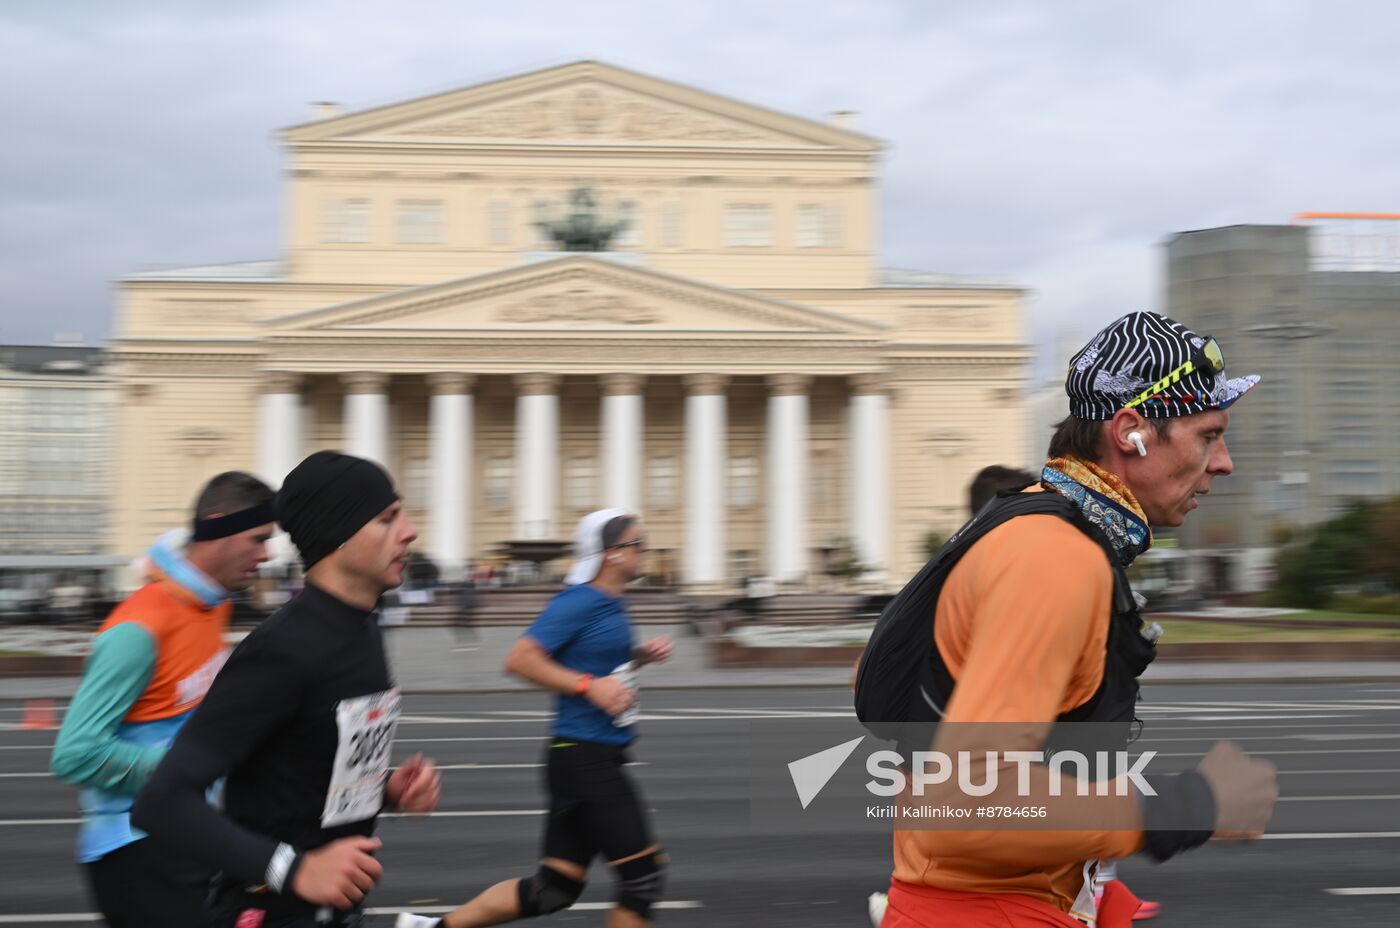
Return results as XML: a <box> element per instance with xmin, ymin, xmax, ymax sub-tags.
<box><xmin>787</xmin><ymin>736</ymin><xmax>1158</xmax><ymax>810</ymax></box>
<box><xmin>866</xmin><ymin>750</ymin><xmax>1158</xmax><ymax>798</ymax></box>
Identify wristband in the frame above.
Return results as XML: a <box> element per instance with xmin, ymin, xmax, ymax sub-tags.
<box><xmin>266</xmin><ymin>842</ymin><xmax>298</xmax><ymax>893</ymax></box>
<box><xmin>574</xmin><ymin>673</ymin><xmax>594</xmax><ymax>696</ymax></box>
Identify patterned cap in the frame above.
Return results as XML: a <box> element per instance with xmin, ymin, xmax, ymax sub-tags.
<box><xmin>1065</xmin><ymin>311</ymin><xmax>1260</xmax><ymax>420</ymax></box>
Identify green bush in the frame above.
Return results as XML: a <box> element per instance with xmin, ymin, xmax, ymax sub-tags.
<box><xmin>1328</xmin><ymin>593</ymin><xmax>1400</xmax><ymax>617</ymax></box>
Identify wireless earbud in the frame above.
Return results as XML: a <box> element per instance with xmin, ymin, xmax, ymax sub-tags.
<box><xmin>1128</xmin><ymin>431</ymin><xmax>1148</xmax><ymax>457</ymax></box>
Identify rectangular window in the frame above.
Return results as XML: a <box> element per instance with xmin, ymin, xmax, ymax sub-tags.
<box><xmin>532</xmin><ymin>199</ymin><xmax>553</xmax><ymax>247</ymax></box>
<box><xmin>797</xmin><ymin>203</ymin><xmax>842</xmax><ymax>248</ymax></box>
<box><xmin>321</xmin><ymin>197</ymin><xmax>371</xmax><ymax>244</ymax></box>
<box><xmin>724</xmin><ymin>204</ymin><xmax>772</xmax><ymax>247</ymax></box>
<box><xmin>614</xmin><ymin>199</ymin><xmax>640</xmax><ymax>248</ymax></box>
<box><xmin>660</xmin><ymin>202</ymin><xmax>683</xmax><ymax>248</ymax></box>
<box><xmin>484</xmin><ymin>457</ymin><xmax>513</xmax><ymax>509</ymax></box>
<box><xmin>488</xmin><ymin>200</ymin><xmax>512</xmax><ymax>246</ymax></box>
<box><xmin>395</xmin><ymin>199</ymin><xmax>443</xmax><ymax>244</ymax></box>
<box><xmin>566</xmin><ymin>457</ymin><xmax>598</xmax><ymax>509</ymax></box>
<box><xmin>647</xmin><ymin>456</ymin><xmax>678</xmax><ymax>510</ymax></box>
<box><xmin>729</xmin><ymin>456</ymin><xmax>759</xmax><ymax>508</ymax></box>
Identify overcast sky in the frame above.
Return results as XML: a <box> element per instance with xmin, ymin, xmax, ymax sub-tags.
<box><xmin>2</xmin><ymin>1</ymin><xmax>1397</xmax><ymax>369</ymax></box>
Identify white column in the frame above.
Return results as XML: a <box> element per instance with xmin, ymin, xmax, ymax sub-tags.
<box><xmin>601</xmin><ymin>373</ymin><xmax>645</xmax><ymax>515</ymax></box>
<box><xmin>428</xmin><ymin>373</ymin><xmax>475</xmax><ymax>580</ymax></box>
<box><xmin>515</xmin><ymin>373</ymin><xmax>560</xmax><ymax>540</ymax></box>
<box><xmin>257</xmin><ymin>371</ymin><xmax>301</xmax><ymax>488</ymax></box>
<box><xmin>684</xmin><ymin>374</ymin><xmax>728</xmax><ymax>586</ymax></box>
<box><xmin>850</xmin><ymin>372</ymin><xmax>891</xmax><ymax>580</ymax></box>
<box><xmin>342</xmin><ymin>372</ymin><xmax>389</xmax><ymax>468</ymax></box>
<box><xmin>767</xmin><ymin>374</ymin><xmax>811</xmax><ymax>584</ymax></box>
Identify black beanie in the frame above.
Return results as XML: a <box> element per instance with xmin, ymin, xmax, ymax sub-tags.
<box><xmin>274</xmin><ymin>451</ymin><xmax>400</xmax><ymax>571</ymax></box>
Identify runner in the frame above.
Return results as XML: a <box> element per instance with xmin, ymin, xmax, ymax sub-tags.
<box><xmin>869</xmin><ymin>463</ymin><xmax>1161</xmax><ymax>925</ymax></box>
<box><xmin>131</xmin><ymin>450</ymin><xmax>442</xmax><ymax>927</ymax></box>
<box><xmin>50</xmin><ymin>470</ymin><xmax>275</xmax><ymax>928</ymax></box>
<box><xmin>856</xmin><ymin>312</ymin><xmax>1279</xmax><ymax>928</ymax></box>
<box><xmin>396</xmin><ymin>508</ymin><xmax>672</xmax><ymax>928</ymax></box>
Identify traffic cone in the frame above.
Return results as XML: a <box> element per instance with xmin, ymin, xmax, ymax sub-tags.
<box><xmin>20</xmin><ymin>698</ymin><xmax>56</xmax><ymax>730</ymax></box>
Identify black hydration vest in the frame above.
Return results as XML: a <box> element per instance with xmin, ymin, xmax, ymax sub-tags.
<box><xmin>853</xmin><ymin>484</ymin><xmax>1157</xmax><ymax>760</ymax></box>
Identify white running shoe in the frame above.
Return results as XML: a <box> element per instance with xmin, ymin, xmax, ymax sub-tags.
<box><xmin>868</xmin><ymin>890</ymin><xmax>888</xmax><ymax>926</ymax></box>
<box><xmin>395</xmin><ymin>915</ymin><xmax>442</xmax><ymax>928</ymax></box>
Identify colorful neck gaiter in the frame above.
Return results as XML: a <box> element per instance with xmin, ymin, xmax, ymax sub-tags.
<box><xmin>1041</xmin><ymin>457</ymin><xmax>1152</xmax><ymax>567</ymax></box>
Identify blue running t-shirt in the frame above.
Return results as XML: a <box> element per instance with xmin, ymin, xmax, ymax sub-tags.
<box><xmin>524</xmin><ymin>584</ymin><xmax>636</xmax><ymax>746</ymax></box>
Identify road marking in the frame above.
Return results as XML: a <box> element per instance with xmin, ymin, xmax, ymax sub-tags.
<box><xmin>0</xmin><ymin>902</ymin><xmax>704</xmax><ymax>923</ymax></box>
<box><xmin>1263</xmin><ymin>831</ymin><xmax>1400</xmax><ymax>840</ymax></box>
<box><xmin>1324</xmin><ymin>886</ymin><xmax>1400</xmax><ymax>895</ymax></box>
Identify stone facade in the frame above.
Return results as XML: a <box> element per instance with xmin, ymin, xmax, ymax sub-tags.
<box><xmin>110</xmin><ymin>61</ymin><xmax>1030</xmax><ymax>588</ymax></box>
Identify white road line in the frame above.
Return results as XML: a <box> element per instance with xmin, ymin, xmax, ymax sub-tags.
<box><xmin>1277</xmin><ymin>794</ymin><xmax>1400</xmax><ymax>802</ymax></box>
<box><xmin>0</xmin><ymin>902</ymin><xmax>705</xmax><ymax>924</ymax></box>
<box><xmin>1263</xmin><ymin>831</ymin><xmax>1400</xmax><ymax>840</ymax></box>
<box><xmin>1324</xmin><ymin>886</ymin><xmax>1400</xmax><ymax>895</ymax></box>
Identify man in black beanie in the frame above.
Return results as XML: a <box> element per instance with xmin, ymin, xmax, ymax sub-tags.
<box><xmin>134</xmin><ymin>451</ymin><xmax>442</xmax><ymax>926</ymax></box>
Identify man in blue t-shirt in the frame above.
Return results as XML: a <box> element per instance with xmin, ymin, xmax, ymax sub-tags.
<box><xmin>399</xmin><ymin>509</ymin><xmax>672</xmax><ymax>928</ymax></box>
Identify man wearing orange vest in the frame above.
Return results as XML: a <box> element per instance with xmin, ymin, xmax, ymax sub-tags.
<box><xmin>51</xmin><ymin>471</ymin><xmax>276</xmax><ymax>927</ymax></box>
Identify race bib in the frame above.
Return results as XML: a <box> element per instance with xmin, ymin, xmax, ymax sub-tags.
<box><xmin>321</xmin><ymin>687</ymin><xmax>401</xmax><ymax>828</ymax></box>
<box><xmin>612</xmin><ymin>661</ymin><xmax>640</xmax><ymax>728</ymax></box>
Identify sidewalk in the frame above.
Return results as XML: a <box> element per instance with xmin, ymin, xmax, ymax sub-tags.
<box><xmin>6</xmin><ymin>623</ymin><xmax>1400</xmax><ymax>700</ymax></box>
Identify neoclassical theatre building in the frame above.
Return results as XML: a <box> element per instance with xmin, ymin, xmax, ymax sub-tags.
<box><xmin>110</xmin><ymin>61</ymin><xmax>1029</xmax><ymax>589</ymax></box>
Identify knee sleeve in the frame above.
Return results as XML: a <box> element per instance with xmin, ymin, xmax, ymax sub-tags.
<box><xmin>517</xmin><ymin>865</ymin><xmax>585</xmax><ymax>918</ymax></box>
<box><xmin>614</xmin><ymin>850</ymin><xmax>667</xmax><ymax>919</ymax></box>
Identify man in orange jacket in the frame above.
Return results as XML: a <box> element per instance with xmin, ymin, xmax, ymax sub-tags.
<box><xmin>878</xmin><ymin>312</ymin><xmax>1278</xmax><ymax>928</ymax></box>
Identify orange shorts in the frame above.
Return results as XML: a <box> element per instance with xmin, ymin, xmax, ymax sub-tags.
<box><xmin>884</xmin><ymin>879</ymin><xmax>1085</xmax><ymax>928</ymax></box>
<box><xmin>884</xmin><ymin>878</ymin><xmax>1140</xmax><ymax>928</ymax></box>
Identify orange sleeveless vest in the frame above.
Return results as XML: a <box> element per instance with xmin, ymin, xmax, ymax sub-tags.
<box><xmin>99</xmin><ymin>581</ymin><xmax>231</xmax><ymax>723</ymax></box>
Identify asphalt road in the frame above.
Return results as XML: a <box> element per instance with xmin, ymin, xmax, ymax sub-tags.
<box><xmin>3</xmin><ymin>682</ymin><xmax>1400</xmax><ymax>926</ymax></box>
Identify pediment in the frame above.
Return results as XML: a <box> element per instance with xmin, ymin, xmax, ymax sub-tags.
<box><xmin>283</xmin><ymin>61</ymin><xmax>880</xmax><ymax>152</ymax></box>
<box><xmin>263</xmin><ymin>257</ymin><xmax>884</xmax><ymax>336</ymax></box>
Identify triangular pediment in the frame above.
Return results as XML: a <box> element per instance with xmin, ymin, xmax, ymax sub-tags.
<box><xmin>262</xmin><ymin>256</ymin><xmax>884</xmax><ymax>336</ymax></box>
<box><xmin>283</xmin><ymin>61</ymin><xmax>880</xmax><ymax>152</ymax></box>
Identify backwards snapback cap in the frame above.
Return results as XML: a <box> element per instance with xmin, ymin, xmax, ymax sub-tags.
<box><xmin>1066</xmin><ymin>311</ymin><xmax>1260</xmax><ymax>420</ymax></box>
<box><xmin>564</xmin><ymin>508</ymin><xmax>629</xmax><ymax>586</ymax></box>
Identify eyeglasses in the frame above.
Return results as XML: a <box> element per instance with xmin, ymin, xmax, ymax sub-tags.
<box><xmin>609</xmin><ymin>538</ymin><xmax>646</xmax><ymax>551</ymax></box>
<box><xmin>1192</xmin><ymin>335</ymin><xmax>1225</xmax><ymax>375</ymax></box>
<box><xmin>1123</xmin><ymin>335</ymin><xmax>1226</xmax><ymax>410</ymax></box>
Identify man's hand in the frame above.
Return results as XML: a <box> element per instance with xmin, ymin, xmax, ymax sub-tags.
<box><xmin>1197</xmin><ymin>740</ymin><xmax>1278</xmax><ymax>840</ymax></box>
<box><xmin>586</xmin><ymin>675</ymin><xmax>636</xmax><ymax>717</ymax></box>
<box><xmin>291</xmin><ymin>836</ymin><xmax>383</xmax><ymax>909</ymax></box>
<box><xmin>386</xmin><ymin>754</ymin><xmax>441</xmax><ymax>814</ymax></box>
<box><xmin>636</xmin><ymin>636</ymin><xmax>674</xmax><ymax>666</ymax></box>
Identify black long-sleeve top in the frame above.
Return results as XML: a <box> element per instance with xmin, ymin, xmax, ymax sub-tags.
<box><xmin>131</xmin><ymin>583</ymin><xmax>398</xmax><ymax>900</ymax></box>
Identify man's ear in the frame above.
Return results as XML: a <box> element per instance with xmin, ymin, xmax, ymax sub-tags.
<box><xmin>1107</xmin><ymin>408</ymin><xmax>1149</xmax><ymax>457</ymax></box>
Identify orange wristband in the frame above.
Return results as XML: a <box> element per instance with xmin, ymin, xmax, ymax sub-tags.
<box><xmin>574</xmin><ymin>673</ymin><xmax>594</xmax><ymax>696</ymax></box>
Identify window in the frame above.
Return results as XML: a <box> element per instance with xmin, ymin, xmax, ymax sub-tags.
<box><xmin>532</xmin><ymin>199</ymin><xmax>553</xmax><ymax>247</ymax></box>
<box><xmin>566</xmin><ymin>457</ymin><xmax>598</xmax><ymax>509</ymax></box>
<box><xmin>403</xmin><ymin>457</ymin><xmax>429</xmax><ymax>508</ymax></box>
<box><xmin>484</xmin><ymin>457</ymin><xmax>513</xmax><ymax>509</ymax></box>
<box><xmin>395</xmin><ymin>199</ymin><xmax>443</xmax><ymax>244</ymax></box>
<box><xmin>660</xmin><ymin>202</ymin><xmax>684</xmax><ymax>248</ymax></box>
<box><xmin>797</xmin><ymin>203</ymin><xmax>842</xmax><ymax>248</ymax></box>
<box><xmin>729</xmin><ymin>456</ymin><xmax>759</xmax><ymax>508</ymax></box>
<box><xmin>488</xmin><ymin>200</ymin><xmax>512</xmax><ymax>246</ymax></box>
<box><xmin>614</xmin><ymin>199</ymin><xmax>640</xmax><ymax>247</ymax></box>
<box><xmin>321</xmin><ymin>197</ymin><xmax>371</xmax><ymax>243</ymax></box>
<box><xmin>725</xmin><ymin>204</ymin><xmax>772</xmax><ymax>247</ymax></box>
<box><xmin>647</xmin><ymin>457</ymin><xmax>678</xmax><ymax>510</ymax></box>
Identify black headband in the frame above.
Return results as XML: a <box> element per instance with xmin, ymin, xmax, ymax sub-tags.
<box><xmin>192</xmin><ymin>501</ymin><xmax>276</xmax><ymax>541</ymax></box>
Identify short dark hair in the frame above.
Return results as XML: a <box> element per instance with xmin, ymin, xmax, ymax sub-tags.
<box><xmin>1046</xmin><ymin>416</ymin><xmax>1173</xmax><ymax>463</ymax></box>
<box><xmin>601</xmin><ymin>514</ymin><xmax>637</xmax><ymax>549</ymax></box>
<box><xmin>194</xmin><ymin>471</ymin><xmax>275</xmax><ymax>520</ymax></box>
<box><xmin>968</xmin><ymin>465</ymin><xmax>1037</xmax><ymax>515</ymax></box>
